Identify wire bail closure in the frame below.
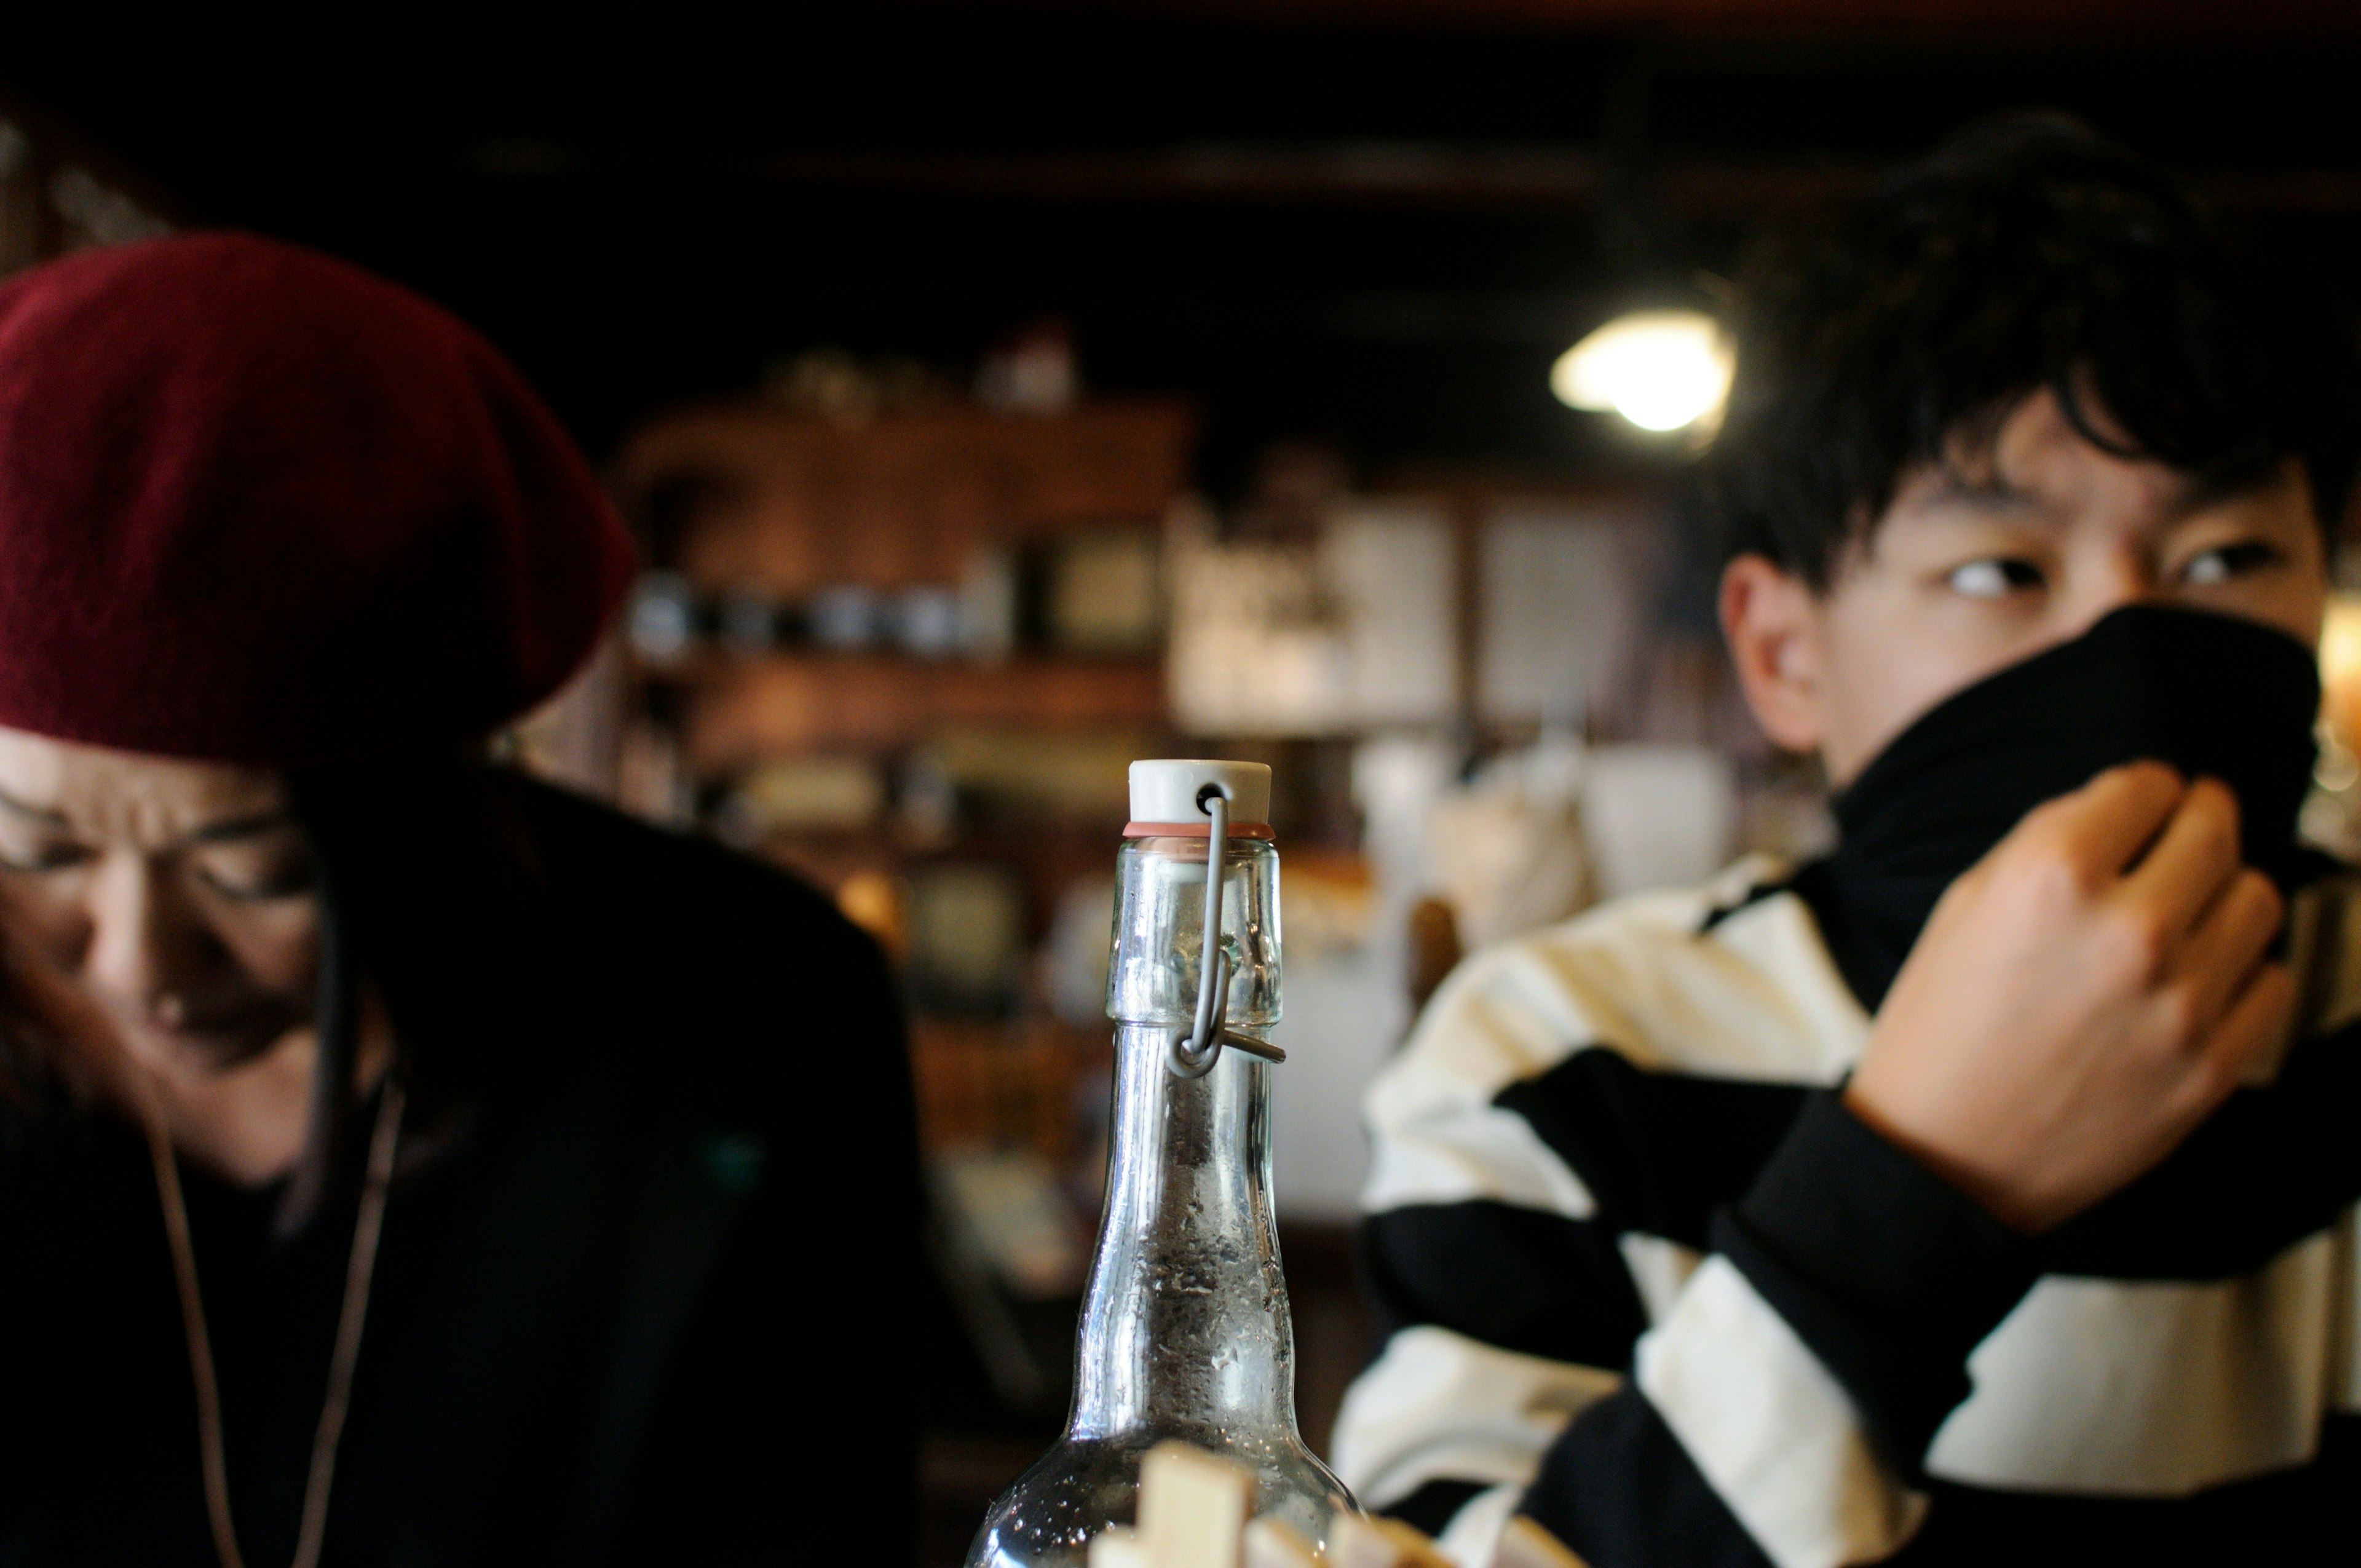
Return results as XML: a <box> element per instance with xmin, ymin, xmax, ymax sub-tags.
<box><xmin>1168</xmin><ymin>783</ymin><xmax>1286</xmax><ymax>1079</ymax></box>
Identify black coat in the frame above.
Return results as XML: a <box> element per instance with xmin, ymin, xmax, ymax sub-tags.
<box><xmin>0</xmin><ymin>775</ymin><xmax>920</xmax><ymax>1565</ymax></box>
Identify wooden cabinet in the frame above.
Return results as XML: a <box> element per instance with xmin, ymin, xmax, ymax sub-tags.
<box><xmin>608</xmin><ymin>394</ymin><xmax>1198</xmax><ymax>1164</ymax></box>
<box><xmin>612</xmin><ymin>398</ymin><xmax>1196</xmax><ymax>601</ymax></box>
<box><xmin>680</xmin><ymin>653</ymin><xmax>1162</xmax><ymax>773</ymax></box>
<box><xmin>612</xmin><ymin>396</ymin><xmax>1192</xmax><ymax>769</ymax></box>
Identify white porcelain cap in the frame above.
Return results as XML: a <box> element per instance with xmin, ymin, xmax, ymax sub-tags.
<box><xmin>1128</xmin><ymin>759</ymin><xmax>1272</xmax><ymax>826</ymax></box>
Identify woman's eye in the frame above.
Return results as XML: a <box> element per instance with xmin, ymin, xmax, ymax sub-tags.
<box><xmin>195</xmin><ymin>859</ymin><xmax>317</xmax><ymax>903</ymax></box>
<box><xmin>0</xmin><ymin>842</ymin><xmax>96</xmax><ymax>875</ymax></box>
<box><xmin>1945</xmin><ymin>558</ymin><xmax>2044</xmax><ymax>599</ymax></box>
<box><xmin>192</xmin><ymin>843</ymin><xmax>317</xmax><ymax>903</ymax></box>
<box><xmin>2182</xmin><ymin>541</ymin><xmax>2280</xmax><ymax>586</ymax></box>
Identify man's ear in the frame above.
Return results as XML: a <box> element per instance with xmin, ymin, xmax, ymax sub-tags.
<box><xmin>1719</xmin><ymin>553</ymin><xmax>1829</xmax><ymax>754</ymax></box>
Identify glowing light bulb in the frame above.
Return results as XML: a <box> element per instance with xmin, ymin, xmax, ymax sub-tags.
<box><xmin>2318</xmin><ymin>592</ymin><xmax>2361</xmax><ymax>752</ymax></box>
<box><xmin>1551</xmin><ymin>309</ymin><xmax>1733</xmax><ymax>434</ymax></box>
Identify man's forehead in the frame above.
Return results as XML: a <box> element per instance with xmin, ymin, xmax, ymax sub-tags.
<box><xmin>1894</xmin><ymin>393</ymin><xmax>2282</xmax><ymax>530</ymax></box>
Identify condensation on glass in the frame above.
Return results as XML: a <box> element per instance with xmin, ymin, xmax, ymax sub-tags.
<box><xmin>965</xmin><ymin>815</ymin><xmax>1353</xmax><ymax>1567</ymax></box>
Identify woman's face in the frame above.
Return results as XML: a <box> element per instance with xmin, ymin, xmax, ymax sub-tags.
<box><xmin>0</xmin><ymin>726</ymin><xmax>319</xmax><ymax>1093</ymax></box>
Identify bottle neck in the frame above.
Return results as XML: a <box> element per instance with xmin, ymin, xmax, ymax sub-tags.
<box><xmin>1067</xmin><ymin>1023</ymin><xmax>1298</xmax><ymax>1444</ymax></box>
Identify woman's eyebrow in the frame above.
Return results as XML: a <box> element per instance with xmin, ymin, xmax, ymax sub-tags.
<box><xmin>186</xmin><ymin>809</ymin><xmax>297</xmax><ymax>844</ymax></box>
<box><xmin>0</xmin><ymin>783</ymin><xmax>68</xmax><ymax>825</ymax></box>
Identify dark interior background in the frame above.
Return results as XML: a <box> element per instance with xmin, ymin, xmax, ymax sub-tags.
<box><xmin>8</xmin><ymin>1</ymin><xmax>2360</xmax><ymax>495</ymax></box>
<box><xmin>9</xmin><ymin>8</ymin><xmax>2361</xmax><ymax>1551</ymax></box>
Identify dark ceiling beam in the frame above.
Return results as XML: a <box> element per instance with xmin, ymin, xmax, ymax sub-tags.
<box><xmin>461</xmin><ymin>141</ymin><xmax>2361</xmax><ymax>215</ymax></box>
<box><xmin>908</xmin><ymin>0</ymin><xmax>2361</xmax><ymax>43</ymax></box>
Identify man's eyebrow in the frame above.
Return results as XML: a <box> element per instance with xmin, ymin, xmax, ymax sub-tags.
<box><xmin>2167</xmin><ymin>465</ymin><xmax>2291</xmax><ymax>520</ymax></box>
<box><xmin>186</xmin><ymin>809</ymin><xmax>298</xmax><ymax>844</ymax></box>
<box><xmin>1913</xmin><ymin>468</ymin><xmax>2047</xmax><ymax>517</ymax></box>
<box><xmin>0</xmin><ymin>783</ymin><xmax>68</xmax><ymax>826</ymax></box>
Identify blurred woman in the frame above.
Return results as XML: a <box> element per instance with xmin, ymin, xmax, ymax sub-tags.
<box><xmin>0</xmin><ymin>234</ymin><xmax>917</xmax><ymax>1566</ymax></box>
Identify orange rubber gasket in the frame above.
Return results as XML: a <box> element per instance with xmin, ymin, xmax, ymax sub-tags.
<box><xmin>1123</xmin><ymin>820</ymin><xmax>1277</xmax><ymax>839</ymax></box>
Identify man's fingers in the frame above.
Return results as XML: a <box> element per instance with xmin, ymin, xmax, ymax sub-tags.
<box><xmin>2118</xmin><ymin>777</ymin><xmax>2245</xmax><ymax>938</ymax></box>
<box><xmin>2170</xmin><ymin>867</ymin><xmax>2285</xmax><ymax>1031</ymax></box>
<box><xmin>2039</xmin><ymin>761</ymin><xmax>2186</xmax><ymax>876</ymax></box>
<box><xmin>2197</xmin><ymin>959</ymin><xmax>2296</xmax><ymax>1097</ymax></box>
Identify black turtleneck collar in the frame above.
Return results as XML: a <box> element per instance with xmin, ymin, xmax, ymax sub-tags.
<box><xmin>1783</xmin><ymin>603</ymin><xmax>2323</xmax><ymax>1013</ymax></box>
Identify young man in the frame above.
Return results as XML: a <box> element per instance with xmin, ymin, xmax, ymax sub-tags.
<box><xmin>1332</xmin><ymin>118</ymin><xmax>2361</xmax><ymax>1566</ymax></box>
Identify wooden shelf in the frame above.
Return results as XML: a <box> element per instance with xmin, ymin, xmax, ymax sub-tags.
<box><xmin>677</xmin><ymin>653</ymin><xmax>1165</xmax><ymax>770</ymax></box>
<box><xmin>611</xmin><ymin>397</ymin><xmax>1198</xmax><ymax>594</ymax></box>
<box><xmin>910</xmin><ymin>1018</ymin><xmax>1108</xmax><ymax>1160</ymax></box>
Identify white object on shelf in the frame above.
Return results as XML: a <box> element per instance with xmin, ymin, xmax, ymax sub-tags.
<box><xmin>895</xmin><ymin>585</ymin><xmax>963</xmax><ymax>657</ymax></box>
<box><xmin>959</xmin><ymin>547</ymin><xmax>1019</xmax><ymax>660</ymax></box>
<box><xmin>727</xmin><ymin>755</ymin><xmax>886</xmax><ymax>833</ymax></box>
<box><xmin>1167</xmin><ymin>532</ymin><xmax>1349</xmax><ymax>737</ymax></box>
<box><xmin>809</xmin><ymin>583</ymin><xmax>881</xmax><ymax>649</ymax></box>
<box><xmin>1051</xmin><ymin>528</ymin><xmax>1163</xmax><ymax>653</ymax></box>
<box><xmin>1165</xmin><ymin>500</ymin><xmax>1455</xmax><ymax>737</ymax></box>
<box><xmin>625</xmin><ymin>571</ymin><xmax>698</xmax><ymax>665</ymax></box>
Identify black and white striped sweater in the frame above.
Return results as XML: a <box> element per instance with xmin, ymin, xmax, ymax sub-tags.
<box><xmin>1332</xmin><ymin>854</ymin><xmax>2361</xmax><ymax>1567</ymax></box>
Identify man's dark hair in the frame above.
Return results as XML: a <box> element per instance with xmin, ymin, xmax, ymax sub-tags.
<box><xmin>1710</xmin><ymin>113</ymin><xmax>2361</xmax><ymax>587</ymax></box>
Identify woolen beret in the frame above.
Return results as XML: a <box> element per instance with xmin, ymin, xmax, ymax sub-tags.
<box><xmin>0</xmin><ymin>232</ymin><xmax>636</xmax><ymax>766</ymax></box>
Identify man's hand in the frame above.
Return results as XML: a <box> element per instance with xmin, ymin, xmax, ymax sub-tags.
<box><xmin>1843</xmin><ymin>761</ymin><xmax>2293</xmax><ymax>1233</ymax></box>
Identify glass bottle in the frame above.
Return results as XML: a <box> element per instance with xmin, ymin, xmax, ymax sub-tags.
<box><xmin>966</xmin><ymin>761</ymin><xmax>1355</xmax><ymax>1568</ymax></box>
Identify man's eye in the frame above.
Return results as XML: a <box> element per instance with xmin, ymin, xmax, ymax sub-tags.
<box><xmin>1945</xmin><ymin>558</ymin><xmax>2044</xmax><ymax>598</ymax></box>
<box><xmin>2183</xmin><ymin>542</ymin><xmax>2281</xmax><ymax>586</ymax></box>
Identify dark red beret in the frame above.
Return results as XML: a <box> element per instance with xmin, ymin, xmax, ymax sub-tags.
<box><xmin>0</xmin><ymin>232</ymin><xmax>636</xmax><ymax>767</ymax></box>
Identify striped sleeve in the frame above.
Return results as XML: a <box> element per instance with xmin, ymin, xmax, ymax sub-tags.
<box><xmin>1334</xmin><ymin>879</ymin><xmax>2033</xmax><ymax>1568</ymax></box>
